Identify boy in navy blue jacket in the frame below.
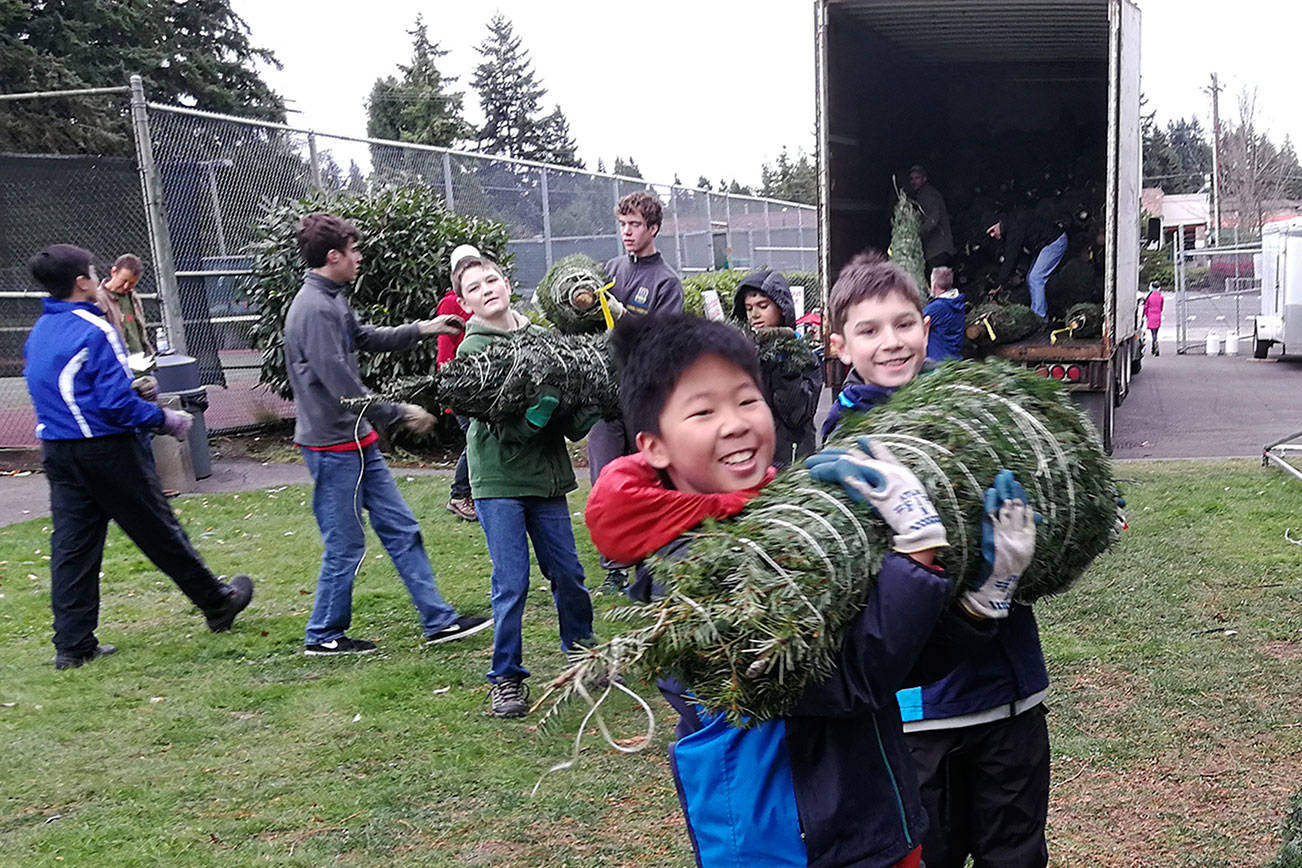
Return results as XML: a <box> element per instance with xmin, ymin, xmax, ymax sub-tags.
<box><xmin>23</xmin><ymin>245</ymin><xmax>253</xmax><ymax>670</ymax></box>
<box><xmin>823</xmin><ymin>253</ymin><xmax>1052</xmax><ymax>868</ymax></box>
<box><xmin>585</xmin><ymin>313</ymin><xmax>1038</xmax><ymax>868</ymax></box>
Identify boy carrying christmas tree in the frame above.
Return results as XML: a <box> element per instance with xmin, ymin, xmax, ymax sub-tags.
<box><xmin>822</xmin><ymin>253</ymin><xmax>1053</xmax><ymax>867</ymax></box>
<box><xmin>452</xmin><ymin>254</ymin><xmax>602</xmax><ymax>719</ymax></box>
<box><xmin>584</xmin><ymin>312</ymin><xmax>1038</xmax><ymax>868</ymax></box>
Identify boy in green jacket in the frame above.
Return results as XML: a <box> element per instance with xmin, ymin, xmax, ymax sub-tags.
<box><xmin>453</xmin><ymin>253</ymin><xmax>599</xmax><ymax>718</ymax></box>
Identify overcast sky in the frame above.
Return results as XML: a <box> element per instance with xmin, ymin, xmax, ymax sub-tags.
<box><xmin>231</xmin><ymin>0</ymin><xmax>1302</xmax><ymax>188</ymax></box>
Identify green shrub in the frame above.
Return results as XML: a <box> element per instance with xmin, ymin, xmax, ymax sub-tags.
<box><xmin>245</xmin><ymin>186</ymin><xmax>512</xmax><ymax>400</ymax></box>
<box><xmin>681</xmin><ymin>269</ymin><xmax>746</xmax><ymax>318</ymax></box>
<box><xmin>1139</xmin><ymin>247</ymin><xmax>1174</xmax><ymax>289</ymax></box>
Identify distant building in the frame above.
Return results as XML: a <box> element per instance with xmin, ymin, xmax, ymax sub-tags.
<box><xmin>1141</xmin><ymin>188</ymin><xmax>1210</xmax><ymax>249</ymax></box>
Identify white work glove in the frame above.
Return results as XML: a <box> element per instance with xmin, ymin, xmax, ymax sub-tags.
<box><xmin>961</xmin><ymin>470</ymin><xmax>1039</xmax><ymax>620</ymax></box>
<box><xmin>159</xmin><ymin>408</ymin><xmax>193</xmax><ymax>439</ymax></box>
<box><xmin>804</xmin><ymin>437</ymin><xmax>948</xmax><ymax>554</ymax></box>
<box><xmin>415</xmin><ymin>314</ymin><xmax>466</xmax><ymax>338</ymax></box>
<box><xmin>400</xmin><ymin>403</ymin><xmax>436</xmax><ymax>435</ymax></box>
<box><xmin>131</xmin><ymin>375</ymin><xmax>158</xmax><ymax>401</ymax></box>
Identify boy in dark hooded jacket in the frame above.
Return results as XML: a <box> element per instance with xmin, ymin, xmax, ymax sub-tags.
<box><xmin>732</xmin><ymin>269</ymin><xmax>823</xmax><ymax>466</ymax></box>
<box><xmin>584</xmin><ymin>313</ymin><xmax>1038</xmax><ymax>868</ymax></box>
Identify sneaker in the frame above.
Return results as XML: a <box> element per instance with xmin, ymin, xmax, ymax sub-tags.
<box><xmin>594</xmin><ymin>568</ymin><xmax>628</xmax><ymax>596</ymax></box>
<box><xmin>304</xmin><ymin>636</ymin><xmax>378</xmax><ymax>656</ymax></box>
<box><xmin>445</xmin><ymin>497</ymin><xmax>477</xmax><ymax>522</ymax></box>
<box><xmin>424</xmin><ymin>615</ymin><xmax>493</xmax><ymax>646</ymax></box>
<box><xmin>55</xmin><ymin>644</ymin><xmax>118</xmax><ymax>670</ymax></box>
<box><xmin>204</xmin><ymin>574</ymin><xmax>254</xmax><ymax>632</ymax></box>
<box><xmin>490</xmin><ymin>677</ymin><xmax>530</xmax><ymax>718</ymax></box>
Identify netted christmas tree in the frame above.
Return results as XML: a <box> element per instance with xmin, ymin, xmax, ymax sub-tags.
<box><xmin>753</xmin><ymin>326</ymin><xmax>821</xmax><ymax>377</ymax></box>
<box><xmin>1059</xmin><ymin>302</ymin><xmax>1104</xmax><ymax>340</ymax></box>
<box><xmin>543</xmin><ymin>360</ymin><xmax>1118</xmax><ymax>728</ymax></box>
<box><xmin>889</xmin><ymin>190</ymin><xmax>929</xmax><ymax>303</ymax></box>
<box><xmin>344</xmin><ymin>330</ymin><xmax>619</xmax><ymax>425</ymax></box>
<box><xmin>966</xmin><ymin>302</ymin><xmax>1042</xmax><ymax>350</ymax></box>
<box><xmin>533</xmin><ymin>254</ymin><xmax>611</xmax><ymax>335</ymax></box>
<box><xmin>1269</xmin><ymin>787</ymin><xmax>1302</xmax><ymax>868</ymax></box>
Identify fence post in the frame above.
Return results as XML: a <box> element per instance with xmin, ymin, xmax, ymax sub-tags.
<box><xmin>764</xmin><ymin>200</ymin><xmax>773</xmax><ymax>262</ymax></box>
<box><xmin>612</xmin><ymin>178</ymin><xmax>622</xmax><ymax>256</ymax></box>
<box><xmin>129</xmin><ymin>74</ymin><xmax>188</xmax><ymax>355</ymax></box>
<box><xmin>670</xmin><ymin>185</ymin><xmax>685</xmax><ymax>271</ymax></box>
<box><xmin>442</xmin><ymin>152</ymin><xmax>455</xmax><ymax>211</ymax></box>
<box><xmin>307</xmin><ymin>132</ymin><xmax>323</xmax><ymax>191</ymax></box>
<box><xmin>540</xmin><ymin>167</ymin><xmax>554</xmax><ymax>269</ymax></box>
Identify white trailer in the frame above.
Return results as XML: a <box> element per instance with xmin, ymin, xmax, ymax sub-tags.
<box><xmin>1252</xmin><ymin>217</ymin><xmax>1302</xmax><ymax>358</ymax></box>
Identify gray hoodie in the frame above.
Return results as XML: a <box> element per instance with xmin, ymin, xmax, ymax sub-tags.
<box><xmin>283</xmin><ymin>271</ymin><xmax>422</xmax><ymax>447</ymax></box>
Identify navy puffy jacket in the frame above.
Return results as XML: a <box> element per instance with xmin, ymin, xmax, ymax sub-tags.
<box><xmin>23</xmin><ymin>298</ymin><xmax>163</xmax><ymax>440</ymax></box>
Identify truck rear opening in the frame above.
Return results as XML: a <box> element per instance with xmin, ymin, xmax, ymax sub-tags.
<box><xmin>816</xmin><ymin>0</ymin><xmax>1142</xmax><ymax>451</ymax></box>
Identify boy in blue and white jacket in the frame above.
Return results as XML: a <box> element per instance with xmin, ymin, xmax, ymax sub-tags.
<box><xmin>585</xmin><ymin>309</ymin><xmax>1038</xmax><ymax>868</ymax></box>
<box><xmin>23</xmin><ymin>245</ymin><xmax>253</xmax><ymax>670</ymax></box>
<box><xmin>823</xmin><ymin>252</ymin><xmax>1052</xmax><ymax>868</ymax></box>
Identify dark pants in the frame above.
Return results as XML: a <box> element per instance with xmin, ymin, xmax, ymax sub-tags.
<box><xmin>925</xmin><ymin>252</ymin><xmax>954</xmax><ymax>272</ymax></box>
<box><xmin>586</xmin><ymin>417</ymin><xmax>637</xmax><ymax>571</ymax></box>
<box><xmin>42</xmin><ymin>433</ymin><xmax>228</xmax><ymax>657</ymax></box>
<box><xmin>905</xmin><ymin>706</ymin><xmax>1050</xmax><ymax>868</ymax></box>
<box><xmin>451</xmin><ymin>415</ymin><xmax>471</xmax><ymax>500</ymax></box>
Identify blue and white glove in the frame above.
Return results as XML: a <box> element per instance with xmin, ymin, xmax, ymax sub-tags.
<box><xmin>804</xmin><ymin>437</ymin><xmax>948</xmax><ymax>554</ymax></box>
<box><xmin>962</xmin><ymin>470</ymin><xmax>1039</xmax><ymax>620</ymax></box>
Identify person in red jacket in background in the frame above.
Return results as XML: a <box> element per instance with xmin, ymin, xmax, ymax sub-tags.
<box><xmin>440</xmin><ymin>244</ymin><xmax>479</xmax><ymax>521</ymax></box>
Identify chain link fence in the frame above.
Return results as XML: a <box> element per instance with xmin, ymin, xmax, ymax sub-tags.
<box><xmin>1172</xmin><ymin>239</ymin><xmax>1261</xmax><ymax>355</ymax></box>
<box><xmin>0</xmin><ymin>82</ymin><xmax>816</xmax><ymax>447</ymax></box>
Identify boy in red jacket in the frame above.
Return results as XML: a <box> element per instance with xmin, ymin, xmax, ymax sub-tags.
<box><xmin>439</xmin><ymin>244</ymin><xmax>478</xmax><ymax>521</ymax></box>
<box><xmin>584</xmin><ymin>314</ymin><xmax>1037</xmax><ymax>868</ymax></box>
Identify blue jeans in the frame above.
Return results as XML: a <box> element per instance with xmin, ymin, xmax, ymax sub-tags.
<box><xmin>475</xmin><ymin>496</ymin><xmax>594</xmax><ymax>682</ymax></box>
<box><xmin>1027</xmin><ymin>232</ymin><xmax>1069</xmax><ymax>319</ymax></box>
<box><xmin>301</xmin><ymin>443</ymin><xmax>457</xmax><ymax>644</ymax></box>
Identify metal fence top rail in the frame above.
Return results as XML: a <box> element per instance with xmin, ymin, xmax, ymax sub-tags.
<box><xmin>1178</xmin><ymin>245</ymin><xmax>1264</xmax><ymax>257</ymax></box>
<box><xmin>0</xmin><ymin>86</ymin><xmax>130</xmax><ymax>101</ymax></box>
<box><xmin>144</xmin><ymin>102</ymin><xmax>813</xmax><ymax>211</ymax></box>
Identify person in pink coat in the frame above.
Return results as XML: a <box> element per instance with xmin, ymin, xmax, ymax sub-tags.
<box><xmin>1144</xmin><ymin>284</ymin><xmax>1165</xmax><ymax>356</ymax></box>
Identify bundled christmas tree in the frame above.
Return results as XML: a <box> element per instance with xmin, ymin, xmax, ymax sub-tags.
<box><xmin>753</xmin><ymin>326</ymin><xmax>821</xmax><ymax>378</ymax></box>
<box><xmin>533</xmin><ymin>254</ymin><xmax>611</xmax><ymax>335</ymax></box>
<box><xmin>1269</xmin><ymin>787</ymin><xmax>1302</xmax><ymax>868</ymax></box>
<box><xmin>1059</xmin><ymin>302</ymin><xmax>1104</xmax><ymax>340</ymax></box>
<box><xmin>544</xmin><ymin>361</ymin><xmax>1118</xmax><ymax>727</ymax></box>
<box><xmin>344</xmin><ymin>330</ymin><xmax>619</xmax><ymax>425</ymax></box>
<box><xmin>889</xmin><ymin>190</ymin><xmax>929</xmax><ymax>303</ymax></box>
<box><xmin>966</xmin><ymin>302</ymin><xmax>1042</xmax><ymax>350</ymax></box>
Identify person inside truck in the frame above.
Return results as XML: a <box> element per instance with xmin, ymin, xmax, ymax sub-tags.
<box><xmin>986</xmin><ymin>211</ymin><xmax>1069</xmax><ymax>321</ymax></box>
<box><xmin>923</xmin><ymin>266</ymin><xmax>965</xmax><ymax>362</ymax></box>
<box><xmin>909</xmin><ymin>165</ymin><xmax>956</xmax><ymax>272</ymax></box>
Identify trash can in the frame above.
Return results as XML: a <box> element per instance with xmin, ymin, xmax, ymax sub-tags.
<box><xmin>155</xmin><ymin>354</ymin><xmax>213</xmax><ymax>480</ymax></box>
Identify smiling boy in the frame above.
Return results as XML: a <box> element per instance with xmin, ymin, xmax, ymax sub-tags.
<box><xmin>452</xmin><ymin>254</ymin><xmax>600</xmax><ymax>718</ymax></box>
<box><xmin>584</xmin><ymin>313</ymin><xmax>1036</xmax><ymax>867</ymax></box>
<box><xmin>820</xmin><ymin>253</ymin><xmax>1055</xmax><ymax>868</ymax></box>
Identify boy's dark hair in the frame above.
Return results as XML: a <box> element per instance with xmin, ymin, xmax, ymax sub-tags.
<box><xmin>615</xmin><ymin>191</ymin><xmax>662</xmax><ymax>232</ymax></box>
<box><xmin>30</xmin><ymin>244</ymin><xmax>94</xmax><ymax>299</ymax></box>
<box><xmin>826</xmin><ymin>251</ymin><xmax>923</xmax><ymax>334</ymax></box>
<box><xmin>610</xmin><ymin>313</ymin><xmax>760</xmax><ymax>437</ymax></box>
<box><xmin>451</xmin><ymin>255</ymin><xmax>504</xmax><ymax>298</ymax></box>
<box><xmin>930</xmin><ymin>266</ymin><xmax>954</xmax><ymax>292</ymax></box>
<box><xmin>296</xmin><ymin>213</ymin><xmax>360</xmax><ymax>268</ymax></box>
<box><xmin>113</xmin><ymin>253</ymin><xmax>143</xmax><ymax>275</ymax></box>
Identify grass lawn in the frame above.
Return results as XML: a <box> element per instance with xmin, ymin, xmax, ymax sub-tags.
<box><xmin>1</xmin><ymin>459</ymin><xmax>1300</xmax><ymax>866</ymax></box>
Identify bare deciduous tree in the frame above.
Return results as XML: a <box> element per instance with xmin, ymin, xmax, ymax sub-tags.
<box><xmin>1218</xmin><ymin>89</ymin><xmax>1299</xmax><ymax>239</ymax></box>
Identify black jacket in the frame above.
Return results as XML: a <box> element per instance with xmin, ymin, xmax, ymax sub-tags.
<box><xmin>995</xmin><ymin>212</ymin><xmax>1066</xmax><ymax>286</ymax></box>
<box><xmin>732</xmin><ymin>269</ymin><xmax>823</xmax><ymax>466</ymax></box>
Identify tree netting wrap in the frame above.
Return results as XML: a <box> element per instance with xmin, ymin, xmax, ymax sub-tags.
<box><xmin>754</xmin><ymin>327</ymin><xmax>821</xmax><ymax>378</ymax></box>
<box><xmin>343</xmin><ymin>331</ymin><xmax>619</xmax><ymax>425</ymax></box>
<box><xmin>966</xmin><ymin>302</ymin><xmax>1042</xmax><ymax>349</ymax></box>
<box><xmin>1061</xmin><ymin>303</ymin><xmax>1104</xmax><ymax>340</ymax></box>
<box><xmin>544</xmin><ymin>361</ymin><xmax>1118</xmax><ymax>727</ymax></box>
<box><xmin>533</xmin><ymin>254</ymin><xmax>611</xmax><ymax>335</ymax></box>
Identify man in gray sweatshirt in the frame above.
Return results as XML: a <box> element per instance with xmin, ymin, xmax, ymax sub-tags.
<box><xmin>283</xmin><ymin>212</ymin><xmax>490</xmax><ymax>656</ymax></box>
<box><xmin>909</xmin><ymin>165</ymin><xmax>956</xmax><ymax>272</ymax></box>
<box><xmin>589</xmin><ymin>192</ymin><xmax>683</xmax><ymax>594</ymax></box>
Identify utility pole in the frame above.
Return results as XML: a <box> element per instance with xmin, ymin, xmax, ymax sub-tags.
<box><xmin>1206</xmin><ymin>73</ymin><xmax>1223</xmax><ymax>246</ymax></box>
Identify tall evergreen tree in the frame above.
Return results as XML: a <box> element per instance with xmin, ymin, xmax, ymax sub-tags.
<box><xmin>471</xmin><ymin>14</ymin><xmax>581</xmax><ymax>165</ymax></box>
<box><xmin>612</xmin><ymin>156</ymin><xmax>642</xmax><ymax>179</ymax></box>
<box><xmin>366</xmin><ymin>15</ymin><xmax>468</xmax><ymax>147</ymax></box>
<box><xmin>1166</xmin><ymin>117</ymin><xmax>1213</xmax><ymax>194</ymax></box>
<box><xmin>760</xmin><ymin>147</ymin><xmax>816</xmax><ymax>204</ymax></box>
<box><xmin>1</xmin><ymin>0</ymin><xmax>283</xmax><ymax>156</ymax></box>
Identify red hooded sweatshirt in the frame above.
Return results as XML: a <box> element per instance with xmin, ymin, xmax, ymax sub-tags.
<box><xmin>435</xmin><ymin>289</ymin><xmax>470</xmax><ymax>368</ymax></box>
<box><xmin>585</xmin><ymin>453</ymin><xmax>776</xmax><ymax>564</ymax></box>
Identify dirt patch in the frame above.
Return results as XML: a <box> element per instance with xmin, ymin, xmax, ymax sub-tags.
<box><xmin>1050</xmin><ymin>739</ymin><xmax>1302</xmax><ymax>866</ymax></box>
<box><xmin>1064</xmin><ymin>662</ymin><xmax>1144</xmax><ymax>717</ymax></box>
<box><xmin>1264</xmin><ymin>640</ymin><xmax>1302</xmax><ymax>661</ymax></box>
